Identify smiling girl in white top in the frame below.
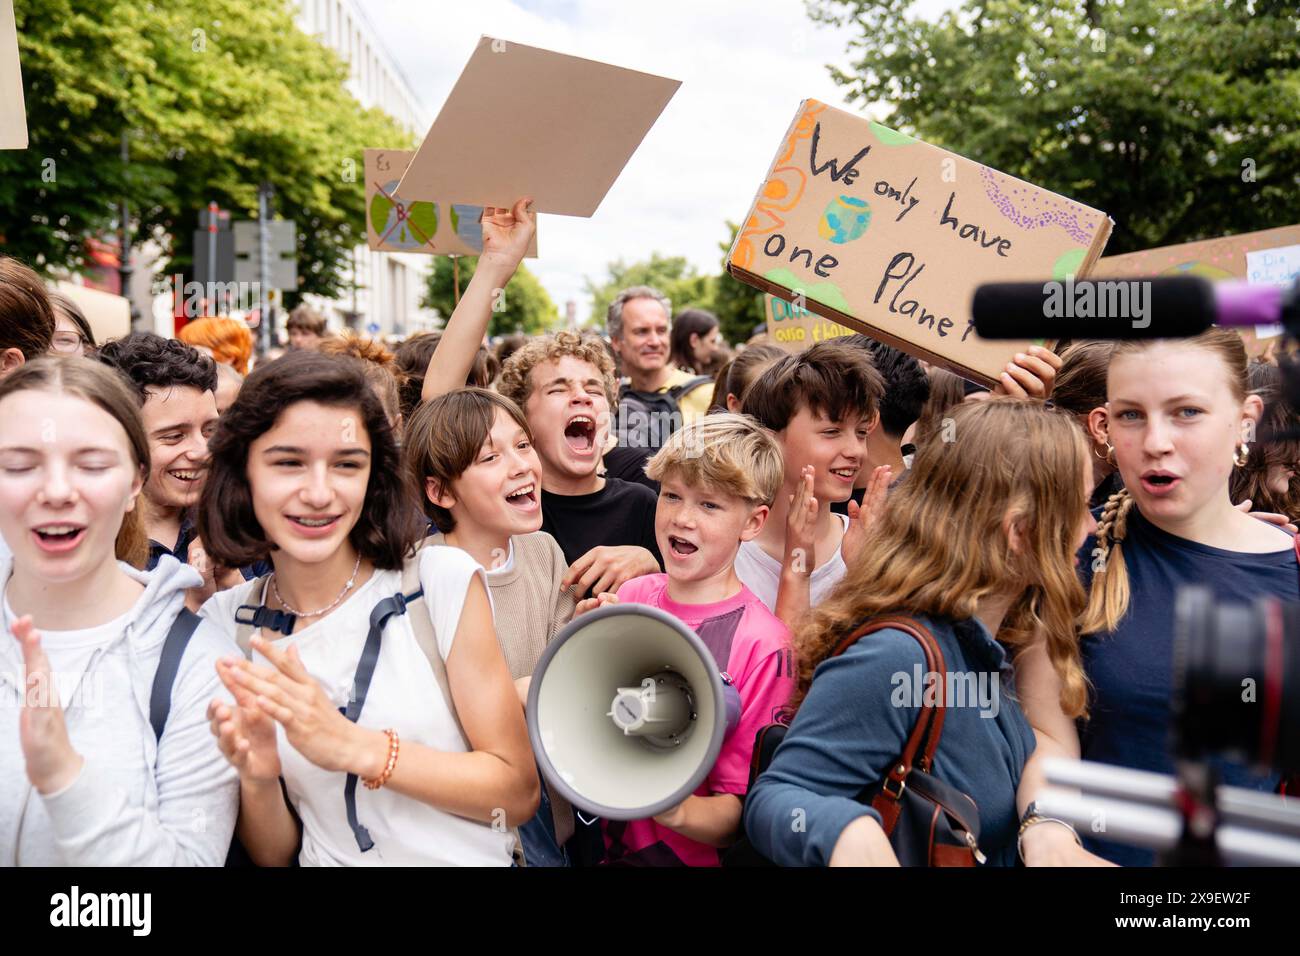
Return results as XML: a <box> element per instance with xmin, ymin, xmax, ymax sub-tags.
<box><xmin>196</xmin><ymin>351</ymin><xmax>537</xmax><ymax>866</ymax></box>
<box><xmin>0</xmin><ymin>357</ymin><xmax>238</xmax><ymax>865</ymax></box>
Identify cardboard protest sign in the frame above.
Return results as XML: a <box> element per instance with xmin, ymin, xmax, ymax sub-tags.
<box><xmin>366</xmin><ymin>149</ymin><xmax>539</xmax><ymax>257</ymax></box>
<box><xmin>727</xmin><ymin>99</ymin><xmax>1113</xmax><ymax>386</ymax></box>
<box><xmin>395</xmin><ymin>37</ymin><xmax>680</xmax><ymax>217</ymax></box>
<box><xmin>764</xmin><ymin>293</ymin><xmax>852</xmax><ymax>353</ymax></box>
<box><xmin>1095</xmin><ymin>224</ymin><xmax>1300</xmax><ymax>354</ymax></box>
<box><xmin>1095</xmin><ymin>225</ymin><xmax>1300</xmax><ymax>282</ymax></box>
<box><xmin>1</xmin><ymin>0</ymin><xmax>27</xmax><ymax>150</ymax></box>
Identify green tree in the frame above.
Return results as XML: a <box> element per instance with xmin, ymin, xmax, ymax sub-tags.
<box><xmin>711</xmin><ymin>221</ymin><xmax>765</xmax><ymax>345</ymax></box>
<box><xmin>423</xmin><ymin>255</ymin><xmax>560</xmax><ymax>336</ymax></box>
<box><xmin>0</xmin><ymin>0</ymin><xmax>411</xmax><ymax>300</ymax></box>
<box><xmin>584</xmin><ymin>252</ymin><xmax>713</xmax><ymax>334</ymax></box>
<box><xmin>807</xmin><ymin>0</ymin><xmax>1300</xmax><ymax>253</ymax></box>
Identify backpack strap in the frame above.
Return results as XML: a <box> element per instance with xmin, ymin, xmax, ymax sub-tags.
<box><xmin>338</xmin><ymin>586</ymin><xmax>424</xmax><ymax>852</ymax></box>
<box><xmin>149</xmin><ymin>607</ymin><xmax>202</xmax><ymax>742</ymax></box>
<box><xmin>233</xmin><ymin>575</ymin><xmax>274</xmax><ymax>658</ymax></box>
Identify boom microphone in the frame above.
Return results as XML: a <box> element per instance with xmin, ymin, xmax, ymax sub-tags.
<box><xmin>973</xmin><ymin>276</ymin><xmax>1300</xmax><ymax>339</ymax></box>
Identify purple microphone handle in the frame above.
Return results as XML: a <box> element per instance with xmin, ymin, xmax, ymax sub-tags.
<box><xmin>1213</xmin><ymin>281</ymin><xmax>1286</xmax><ymax>327</ymax></box>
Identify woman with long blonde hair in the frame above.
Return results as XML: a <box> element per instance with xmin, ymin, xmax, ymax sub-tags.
<box><xmin>743</xmin><ymin>399</ymin><xmax>1095</xmax><ymax>866</ymax></box>
<box><xmin>1017</xmin><ymin>328</ymin><xmax>1296</xmax><ymax>867</ymax></box>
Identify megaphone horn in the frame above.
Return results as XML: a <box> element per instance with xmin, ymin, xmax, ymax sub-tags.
<box><xmin>526</xmin><ymin>604</ymin><xmax>732</xmax><ymax>821</ymax></box>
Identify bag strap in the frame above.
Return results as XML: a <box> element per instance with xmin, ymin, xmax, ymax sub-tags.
<box><xmin>829</xmin><ymin>615</ymin><xmax>947</xmax><ymax>770</ymax></box>
<box><xmin>149</xmin><ymin>607</ymin><xmax>202</xmax><ymax>742</ymax></box>
<box><xmin>829</xmin><ymin>616</ymin><xmax>949</xmax><ymax>834</ymax></box>
<box><xmin>667</xmin><ymin>374</ymin><xmax>713</xmax><ymax>399</ymax></box>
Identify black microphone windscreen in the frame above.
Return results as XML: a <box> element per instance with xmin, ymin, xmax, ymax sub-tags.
<box><xmin>973</xmin><ymin>277</ymin><xmax>1217</xmax><ymax>339</ymax></box>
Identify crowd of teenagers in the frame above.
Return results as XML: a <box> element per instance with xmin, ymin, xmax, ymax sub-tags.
<box><xmin>1</xmin><ymin>198</ymin><xmax>1297</xmax><ymax>867</ymax></box>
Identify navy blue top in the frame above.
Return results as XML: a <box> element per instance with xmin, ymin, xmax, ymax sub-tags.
<box><xmin>146</xmin><ymin>513</ymin><xmax>270</xmax><ymax>580</ymax></box>
<box><xmin>743</xmin><ymin>614</ymin><xmax>1035</xmax><ymax>867</ymax></box>
<box><xmin>1077</xmin><ymin>507</ymin><xmax>1296</xmax><ymax>865</ymax></box>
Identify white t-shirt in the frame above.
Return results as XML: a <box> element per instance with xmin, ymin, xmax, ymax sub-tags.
<box><xmin>200</xmin><ymin>546</ymin><xmax>513</xmax><ymax>866</ymax></box>
<box><xmin>734</xmin><ymin>513</ymin><xmax>851</xmax><ymax>613</ymax></box>
<box><xmin>486</xmin><ymin>538</ymin><xmax>515</xmax><ymax>579</ymax></box>
<box><xmin>2</xmin><ymin>596</ymin><xmax>131</xmax><ymax>709</ymax></box>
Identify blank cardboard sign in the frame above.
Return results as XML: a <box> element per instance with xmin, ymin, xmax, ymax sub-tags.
<box><xmin>396</xmin><ymin>37</ymin><xmax>680</xmax><ymax>217</ymax></box>
<box><xmin>1</xmin><ymin>0</ymin><xmax>26</xmax><ymax>150</ymax></box>
<box><xmin>727</xmin><ymin>100</ymin><xmax>1113</xmax><ymax>386</ymax></box>
<box><xmin>365</xmin><ymin>148</ymin><xmax>538</xmax><ymax>257</ymax></box>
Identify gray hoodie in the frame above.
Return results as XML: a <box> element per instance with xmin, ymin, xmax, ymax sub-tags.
<box><xmin>0</xmin><ymin>555</ymin><xmax>239</xmax><ymax>865</ymax></box>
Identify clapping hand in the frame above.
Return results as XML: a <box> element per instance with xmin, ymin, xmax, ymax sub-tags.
<box><xmin>211</xmin><ymin>658</ymin><xmax>282</xmax><ymax>783</ymax></box>
<box><xmin>11</xmin><ymin>615</ymin><xmax>83</xmax><ymax>794</ymax></box>
<box><xmin>222</xmin><ymin>636</ymin><xmax>371</xmax><ymax>775</ymax></box>
<box><xmin>784</xmin><ymin>465</ymin><xmax>817</xmax><ymax>576</ymax></box>
<box><xmin>842</xmin><ymin>465</ymin><xmax>892</xmax><ymax>566</ymax></box>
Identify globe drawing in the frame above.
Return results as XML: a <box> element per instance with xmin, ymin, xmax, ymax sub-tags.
<box><xmin>818</xmin><ymin>195</ymin><xmax>871</xmax><ymax>244</ymax></box>
<box><xmin>370</xmin><ymin>182</ymin><xmax>438</xmax><ymax>250</ymax></box>
<box><xmin>449</xmin><ymin>204</ymin><xmax>485</xmax><ymax>253</ymax></box>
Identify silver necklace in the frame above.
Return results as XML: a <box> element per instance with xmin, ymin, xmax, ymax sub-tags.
<box><xmin>270</xmin><ymin>554</ymin><xmax>362</xmax><ymax>618</ymax></box>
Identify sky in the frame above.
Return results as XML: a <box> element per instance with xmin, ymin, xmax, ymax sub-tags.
<box><xmin>359</xmin><ymin>0</ymin><xmax>963</xmax><ymax>325</ymax></box>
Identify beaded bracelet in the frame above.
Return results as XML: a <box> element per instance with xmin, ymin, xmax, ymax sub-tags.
<box><xmin>363</xmin><ymin>728</ymin><xmax>400</xmax><ymax>790</ymax></box>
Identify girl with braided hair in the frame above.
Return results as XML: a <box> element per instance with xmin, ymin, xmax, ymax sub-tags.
<box><xmin>1016</xmin><ymin>328</ymin><xmax>1297</xmax><ymax>867</ymax></box>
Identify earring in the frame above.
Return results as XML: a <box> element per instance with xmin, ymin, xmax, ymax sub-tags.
<box><xmin>1104</xmin><ymin>442</ymin><xmax>1117</xmax><ymax>467</ymax></box>
<box><xmin>1234</xmin><ymin>442</ymin><xmax>1250</xmax><ymax>467</ymax></box>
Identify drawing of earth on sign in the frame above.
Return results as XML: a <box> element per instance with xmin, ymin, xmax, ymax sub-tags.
<box><xmin>1165</xmin><ymin>261</ymin><xmax>1233</xmax><ymax>281</ymax></box>
<box><xmin>370</xmin><ymin>182</ymin><xmax>438</xmax><ymax>250</ymax></box>
<box><xmin>819</xmin><ymin>196</ymin><xmax>872</xmax><ymax>244</ymax></box>
<box><xmin>449</xmin><ymin>204</ymin><xmax>485</xmax><ymax>254</ymax></box>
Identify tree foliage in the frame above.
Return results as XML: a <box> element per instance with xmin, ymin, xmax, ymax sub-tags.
<box><xmin>584</xmin><ymin>252</ymin><xmax>710</xmax><ymax>331</ymax></box>
<box><xmin>585</xmin><ymin>225</ymin><xmax>764</xmax><ymax>346</ymax></box>
<box><xmin>0</xmin><ymin>0</ymin><xmax>412</xmax><ymax>299</ymax></box>
<box><xmin>423</xmin><ymin>255</ymin><xmax>560</xmax><ymax>337</ymax></box>
<box><xmin>806</xmin><ymin>0</ymin><xmax>1300</xmax><ymax>253</ymax></box>
<box><xmin>710</xmin><ymin>221</ymin><xmax>765</xmax><ymax>345</ymax></box>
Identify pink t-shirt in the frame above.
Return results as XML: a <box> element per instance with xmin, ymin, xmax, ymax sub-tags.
<box><xmin>604</xmin><ymin>574</ymin><xmax>795</xmax><ymax>867</ymax></box>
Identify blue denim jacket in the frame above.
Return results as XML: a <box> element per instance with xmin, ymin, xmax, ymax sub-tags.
<box><xmin>743</xmin><ymin>614</ymin><xmax>1034</xmax><ymax>866</ymax></box>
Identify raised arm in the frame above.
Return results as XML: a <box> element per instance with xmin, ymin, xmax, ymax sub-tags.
<box><xmin>421</xmin><ymin>197</ymin><xmax>535</xmax><ymax>403</ymax></box>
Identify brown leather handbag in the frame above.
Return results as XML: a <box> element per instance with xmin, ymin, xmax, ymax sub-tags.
<box><xmin>725</xmin><ymin>615</ymin><xmax>985</xmax><ymax>867</ymax></box>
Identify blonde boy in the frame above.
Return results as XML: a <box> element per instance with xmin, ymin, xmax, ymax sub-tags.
<box><xmin>592</xmin><ymin>414</ymin><xmax>795</xmax><ymax>866</ymax></box>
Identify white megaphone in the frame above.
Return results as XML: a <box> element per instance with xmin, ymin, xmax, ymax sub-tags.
<box><xmin>526</xmin><ymin>604</ymin><xmax>740</xmax><ymax>821</ymax></box>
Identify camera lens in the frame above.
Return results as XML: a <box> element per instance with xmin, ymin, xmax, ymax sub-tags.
<box><xmin>1174</xmin><ymin>586</ymin><xmax>1299</xmax><ymax>774</ymax></box>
